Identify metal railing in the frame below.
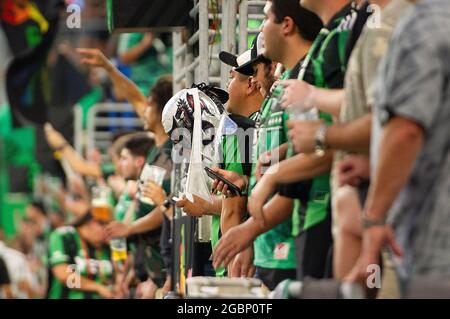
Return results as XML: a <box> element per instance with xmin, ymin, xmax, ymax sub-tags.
<box><xmin>239</xmin><ymin>0</ymin><xmax>266</xmax><ymax>53</ymax></box>
<box><xmin>74</xmin><ymin>103</ymin><xmax>144</xmax><ymax>162</ymax></box>
<box><xmin>172</xmin><ymin>0</ymin><xmax>213</xmax><ymax>92</ymax></box>
<box><xmin>172</xmin><ymin>0</ymin><xmax>265</xmax><ymax>93</ymax></box>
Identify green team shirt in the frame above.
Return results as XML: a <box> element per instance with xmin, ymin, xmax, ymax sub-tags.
<box><xmin>114</xmin><ymin>191</ymin><xmax>133</xmax><ymax>222</ymax></box>
<box><xmin>249</xmin><ymin>71</ymin><xmax>297</xmax><ymax>270</ymax></box>
<box><xmin>279</xmin><ymin>58</ymin><xmax>332</xmax><ymax>236</ymax></box>
<box><xmin>117</xmin><ymin>33</ymin><xmax>172</xmax><ymax>94</ymax></box>
<box><xmin>211</xmin><ymin>113</ymin><xmax>256</xmax><ymax>276</ymax></box>
<box><xmin>303</xmin><ymin>4</ymin><xmax>352</xmax><ymax>90</ymax></box>
<box><xmin>284</xmin><ymin>5</ymin><xmax>352</xmax><ymax>237</ymax></box>
<box><xmin>210</xmin><ymin>216</ymin><xmax>224</xmax><ymax>276</ymax></box>
<box><xmin>48</xmin><ymin>226</ymin><xmax>113</xmax><ymax>299</ymax></box>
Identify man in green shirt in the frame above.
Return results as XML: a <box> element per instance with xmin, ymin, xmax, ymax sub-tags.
<box><xmin>246</xmin><ymin>0</ymin><xmax>354</xmax><ymax>281</ymax></box>
<box><xmin>249</xmin><ymin>0</ymin><xmax>356</xmax><ymax>280</ymax></box>
<box><xmin>47</xmin><ymin>212</ymin><xmax>114</xmax><ymax>299</ymax></box>
<box><xmin>213</xmin><ymin>39</ymin><xmax>264</xmax><ymax>277</ymax></box>
<box><xmin>114</xmin><ymin>134</ymin><xmax>154</xmax><ymax>222</ymax></box>
<box><xmin>213</xmin><ymin>0</ymin><xmax>323</xmax><ymax>289</ymax></box>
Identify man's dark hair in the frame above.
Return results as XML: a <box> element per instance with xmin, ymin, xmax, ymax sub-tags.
<box><xmin>111</xmin><ymin>130</ymin><xmax>137</xmax><ymax>143</ymax></box>
<box><xmin>270</xmin><ymin>0</ymin><xmax>323</xmax><ymax>42</ymax></box>
<box><xmin>30</xmin><ymin>199</ymin><xmax>47</xmax><ymax>217</ymax></box>
<box><xmin>263</xmin><ymin>62</ymin><xmax>277</xmax><ymax>89</ymax></box>
<box><xmin>123</xmin><ymin>134</ymin><xmax>154</xmax><ymax>158</ymax></box>
<box><xmin>252</xmin><ymin>59</ymin><xmax>277</xmax><ymax>91</ymax></box>
<box><xmin>71</xmin><ymin>211</ymin><xmax>93</xmax><ymax>228</ymax></box>
<box><xmin>149</xmin><ymin>75</ymin><xmax>173</xmax><ymax>113</ymax></box>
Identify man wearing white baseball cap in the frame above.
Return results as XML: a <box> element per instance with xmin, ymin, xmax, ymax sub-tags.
<box><xmin>175</xmin><ymin>36</ymin><xmax>266</xmax><ymax>279</ymax></box>
<box><xmin>219</xmin><ymin>33</ymin><xmax>269</xmax><ymax>77</ymax></box>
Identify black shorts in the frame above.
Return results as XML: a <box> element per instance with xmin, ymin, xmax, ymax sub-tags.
<box><xmin>254</xmin><ymin>267</ymin><xmax>297</xmax><ymax>291</ymax></box>
<box><xmin>193</xmin><ymin>242</ymin><xmax>215</xmax><ymax>277</ymax></box>
<box><xmin>295</xmin><ymin>206</ymin><xmax>333</xmax><ymax>280</ymax></box>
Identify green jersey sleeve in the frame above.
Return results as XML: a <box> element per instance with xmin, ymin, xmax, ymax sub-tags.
<box><xmin>48</xmin><ymin>230</ymin><xmax>70</xmax><ymax>266</ymax></box>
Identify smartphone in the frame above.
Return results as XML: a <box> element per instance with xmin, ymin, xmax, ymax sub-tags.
<box><xmin>204</xmin><ymin>167</ymin><xmax>242</xmax><ymax>196</ymax></box>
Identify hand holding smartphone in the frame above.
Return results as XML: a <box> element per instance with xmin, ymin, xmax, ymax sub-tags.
<box><xmin>204</xmin><ymin>167</ymin><xmax>242</xmax><ymax>197</ymax></box>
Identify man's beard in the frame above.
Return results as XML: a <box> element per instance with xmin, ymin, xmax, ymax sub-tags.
<box><xmin>125</xmin><ymin>171</ymin><xmax>139</xmax><ymax>181</ymax></box>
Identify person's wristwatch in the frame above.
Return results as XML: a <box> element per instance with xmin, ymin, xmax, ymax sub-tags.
<box><xmin>159</xmin><ymin>198</ymin><xmax>171</xmax><ymax>213</ymax></box>
<box><xmin>362</xmin><ymin>215</ymin><xmax>387</xmax><ymax>229</ymax></box>
<box><xmin>314</xmin><ymin>124</ymin><xmax>328</xmax><ymax>157</ymax></box>
<box><xmin>239</xmin><ymin>184</ymin><xmax>248</xmax><ymax>197</ymax></box>
<box><xmin>55</xmin><ymin>142</ymin><xmax>69</xmax><ymax>152</ymax></box>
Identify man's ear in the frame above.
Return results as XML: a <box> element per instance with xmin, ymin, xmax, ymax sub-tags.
<box><xmin>270</xmin><ymin>61</ymin><xmax>278</xmax><ymax>76</ymax></box>
<box><xmin>282</xmin><ymin>16</ymin><xmax>296</xmax><ymax>37</ymax></box>
<box><xmin>247</xmin><ymin>76</ymin><xmax>259</xmax><ymax>95</ymax></box>
<box><xmin>135</xmin><ymin>156</ymin><xmax>145</xmax><ymax>169</ymax></box>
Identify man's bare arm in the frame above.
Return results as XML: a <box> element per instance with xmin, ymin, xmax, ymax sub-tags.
<box><xmin>77</xmin><ymin>48</ymin><xmax>148</xmax><ymax>118</ymax></box>
<box><xmin>212</xmin><ymin>195</ymin><xmax>293</xmax><ymax>269</ymax></box>
<box><xmin>266</xmin><ymin>151</ymin><xmax>333</xmax><ymax>185</ymax></box>
<box><xmin>118</xmin><ymin>33</ymin><xmax>154</xmax><ymax>65</ymax></box>
<box><xmin>52</xmin><ymin>264</ymin><xmax>113</xmax><ymax>298</ymax></box>
<box><xmin>221</xmin><ymin>196</ymin><xmax>247</xmax><ymax>235</ymax></box>
<box><xmin>326</xmin><ymin>113</ymin><xmax>372</xmax><ymax>154</ymax></box>
<box><xmin>364</xmin><ymin>117</ymin><xmax>424</xmax><ymax>220</ymax></box>
<box><xmin>128</xmin><ymin>206</ymin><xmax>164</xmax><ymax>235</ymax></box>
<box><xmin>314</xmin><ymin>88</ymin><xmax>344</xmax><ymax>117</ymax></box>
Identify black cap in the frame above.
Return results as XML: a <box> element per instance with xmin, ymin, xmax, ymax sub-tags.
<box><xmin>219</xmin><ymin>33</ymin><xmax>267</xmax><ymax>76</ymax></box>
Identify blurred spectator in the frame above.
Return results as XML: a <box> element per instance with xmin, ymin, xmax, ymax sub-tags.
<box><xmin>47</xmin><ymin>211</ymin><xmax>114</xmax><ymax>299</ymax></box>
<box><xmin>0</xmin><ymin>255</ymin><xmax>12</xmax><ymax>298</ymax></box>
<box><xmin>114</xmin><ymin>133</ymin><xmax>154</xmax><ymax>222</ymax></box>
<box><xmin>44</xmin><ymin>122</ymin><xmax>105</xmax><ymax>181</ymax></box>
<box><xmin>0</xmin><ymin>234</ymin><xmax>38</xmax><ymax>298</ymax></box>
<box><xmin>26</xmin><ymin>200</ymin><xmax>52</xmax><ymax>251</ymax></box>
<box><xmin>360</xmin><ymin>0</ymin><xmax>450</xmax><ymax>296</ymax></box>
<box><xmin>48</xmin><ymin>210</ymin><xmax>66</xmax><ymax>229</ymax></box>
<box><xmin>117</xmin><ymin>32</ymin><xmax>172</xmax><ymax>95</ymax></box>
